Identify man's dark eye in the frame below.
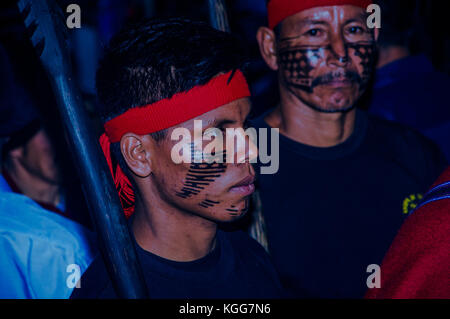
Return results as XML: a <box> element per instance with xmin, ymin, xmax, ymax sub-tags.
<box><xmin>306</xmin><ymin>29</ymin><xmax>321</xmax><ymax>36</ymax></box>
<box><xmin>349</xmin><ymin>26</ymin><xmax>364</xmax><ymax>34</ymax></box>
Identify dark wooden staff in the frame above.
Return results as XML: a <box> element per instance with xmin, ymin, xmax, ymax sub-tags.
<box><xmin>208</xmin><ymin>0</ymin><xmax>231</xmax><ymax>32</ymax></box>
<box><xmin>16</xmin><ymin>0</ymin><xmax>148</xmax><ymax>298</ymax></box>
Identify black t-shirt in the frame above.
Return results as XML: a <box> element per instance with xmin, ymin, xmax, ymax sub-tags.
<box><xmin>71</xmin><ymin>228</ymin><xmax>285</xmax><ymax>299</ymax></box>
<box><xmin>250</xmin><ymin>109</ymin><xmax>447</xmax><ymax>298</ymax></box>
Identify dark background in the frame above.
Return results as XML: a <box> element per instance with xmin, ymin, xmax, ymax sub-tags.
<box><xmin>1</xmin><ymin>0</ymin><xmax>448</xmax><ymax>119</ymax></box>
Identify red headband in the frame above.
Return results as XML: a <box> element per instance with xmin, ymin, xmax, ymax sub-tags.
<box><xmin>99</xmin><ymin>70</ymin><xmax>250</xmax><ymax>217</ymax></box>
<box><xmin>267</xmin><ymin>0</ymin><xmax>372</xmax><ymax>29</ymax></box>
<box><xmin>104</xmin><ymin>70</ymin><xmax>250</xmax><ymax>143</ymax></box>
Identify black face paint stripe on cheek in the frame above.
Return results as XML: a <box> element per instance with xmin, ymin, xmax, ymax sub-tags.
<box><xmin>225</xmin><ymin>199</ymin><xmax>249</xmax><ymax>216</ymax></box>
<box><xmin>176</xmin><ymin>140</ymin><xmax>229</xmax><ymax>200</ymax></box>
<box><xmin>226</xmin><ymin>203</ymin><xmax>239</xmax><ymax>215</ymax></box>
<box><xmin>278</xmin><ymin>45</ymin><xmax>322</xmax><ymax>93</ymax></box>
<box><xmin>346</xmin><ymin>42</ymin><xmax>376</xmax><ymax>82</ymax></box>
<box><xmin>199</xmin><ymin>199</ymin><xmax>221</xmax><ymax>208</ymax></box>
<box><xmin>175</xmin><ymin>162</ymin><xmax>227</xmax><ymax>199</ymax></box>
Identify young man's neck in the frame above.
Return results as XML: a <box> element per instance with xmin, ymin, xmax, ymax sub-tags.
<box><xmin>132</xmin><ymin>190</ymin><xmax>217</xmax><ymax>262</ymax></box>
<box><xmin>265</xmin><ymin>87</ymin><xmax>356</xmax><ymax>147</ymax></box>
<box><xmin>3</xmin><ymin>161</ymin><xmax>60</xmax><ymax>206</ymax></box>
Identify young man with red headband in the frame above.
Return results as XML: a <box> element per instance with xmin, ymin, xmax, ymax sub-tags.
<box><xmin>252</xmin><ymin>0</ymin><xmax>447</xmax><ymax>298</ymax></box>
<box><xmin>71</xmin><ymin>19</ymin><xmax>284</xmax><ymax>298</ymax></box>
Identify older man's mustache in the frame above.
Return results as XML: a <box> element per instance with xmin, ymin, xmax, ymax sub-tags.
<box><xmin>311</xmin><ymin>70</ymin><xmax>362</xmax><ymax>88</ymax></box>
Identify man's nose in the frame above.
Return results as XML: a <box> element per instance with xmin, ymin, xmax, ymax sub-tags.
<box><xmin>327</xmin><ymin>34</ymin><xmax>349</xmax><ymax>67</ymax></box>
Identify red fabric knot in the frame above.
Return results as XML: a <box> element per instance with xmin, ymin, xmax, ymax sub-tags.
<box><xmin>99</xmin><ymin>133</ymin><xmax>135</xmax><ymax>218</ymax></box>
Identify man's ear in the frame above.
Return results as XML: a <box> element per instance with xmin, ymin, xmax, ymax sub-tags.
<box><xmin>120</xmin><ymin>133</ymin><xmax>152</xmax><ymax>178</ymax></box>
<box><xmin>256</xmin><ymin>26</ymin><xmax>279</xmax><ymax>71</ymax></box>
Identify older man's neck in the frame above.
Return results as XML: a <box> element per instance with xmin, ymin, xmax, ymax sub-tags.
<box><xmin>266</xmin><ymin>91</ymin><xmax>356</xmax><ymax>148</ymax></box>
<box><xmin>132</xmin><ymin>193</ymin><xmax>217</xmax><ymax>262</ymax></box>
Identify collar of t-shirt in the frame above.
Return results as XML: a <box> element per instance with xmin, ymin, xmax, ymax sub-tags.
<box><xmin>129</xmin><ymin>218</ymin><xmax>236</xmax><ymax>283</ymax></box>
<box><xmin>252</xmin><ymin>108</ymin><xmax>369</xmax><ymax>161</ymax></box>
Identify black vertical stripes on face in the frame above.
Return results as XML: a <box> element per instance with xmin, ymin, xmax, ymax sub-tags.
<box><xmin>175</xmin><ymin>162</ymin><xmax>227</xmax><ymax>199</ymax></box>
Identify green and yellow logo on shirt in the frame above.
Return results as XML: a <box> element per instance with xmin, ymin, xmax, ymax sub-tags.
<box><xmin>402</xmin><ymin>193</ymin><xmax>423</xmax><ymax>214</ymax></box>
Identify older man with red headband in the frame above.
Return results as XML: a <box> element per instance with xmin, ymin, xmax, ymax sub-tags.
<box><xmin>71</xmin><ymin>19</ymin><xmax>284</xmax><ymax>299</ymax></box>
<box><xmin>251</xmin><ymin>0</ymin><xmax>447</xmax><ymax>298</ymax></box>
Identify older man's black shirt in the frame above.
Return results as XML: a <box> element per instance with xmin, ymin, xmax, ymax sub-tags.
<box><xmin>251</xmin><ymin>109</ymin><xmax>447</xmax><ymax>298</ymax></box>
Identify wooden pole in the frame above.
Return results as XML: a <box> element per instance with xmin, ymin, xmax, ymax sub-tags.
<box><xmin>17</xmin><ymin>0</ymin><xmax>148</xmax><ymax>298</ymax></box>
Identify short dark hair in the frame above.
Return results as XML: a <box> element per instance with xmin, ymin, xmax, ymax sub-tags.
<box><xmin>96</xmin><ymin>18</ymin><xmax>248</xmax><ymax>176</ymax></box>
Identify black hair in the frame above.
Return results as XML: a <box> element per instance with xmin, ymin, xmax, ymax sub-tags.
<box><xmin>96</xmin><ymin>18</ymin><xmax>248</xmax><ymax>176</ymax></box>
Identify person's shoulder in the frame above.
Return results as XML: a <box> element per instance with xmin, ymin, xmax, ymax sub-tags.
<box><xmin>367</xmin><ymin>113</ymin><xmax>446</xmax><ymax>163</ymax></box>
<box><xmin>407</xmin><ymin>200</ymin><xmax>450</xmax><ymax>246</ymax></box>
<box><xmin>365</xmin><ymin>196</ymin><xmax>450</xmax><ymax>299</ymax></box>
<box><xmin>388</xmin><ymin>167</ymin><xmax>450</xmax><ymax>256</ymax></box>
<box><xmin>364</xmin><ymin>112</ymin><xmax>447</xmax><ymax>187</ymax></box>
<box><xmin>0</xmin><ymin>191</ymin><xmax>97</xmax><ymax>298</ymax></box>
<box><xmin>366</xmin><ymin>169</ymin><xmax>450</xmax><ymax>299</ymax></box>
<box><xmin>367</xmin><ymin>112</ymin><xmax>428</xmax><ymax>143</ymax></box>
<box><xmin>407</xmin><ymin>167</ymin><xmax>450</xmax><ymax>242</ymax></box>
<box><xmin>0</xmin><ymin>191</ymin><xmax>95</xmax><ymax>253</ymax></box>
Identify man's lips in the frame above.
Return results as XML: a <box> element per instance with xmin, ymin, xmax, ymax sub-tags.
<box><xmin>230</xmin><ymin>175</ymin><xmax>256</xmax><ymax>195</ymax></box>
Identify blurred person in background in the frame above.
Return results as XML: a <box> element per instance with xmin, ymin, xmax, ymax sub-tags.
<box><xmin>368</xmin><ymin>0</ymin><xmax>450</xmax><ymax>161</ymax></box>
<box><xmin>0</xmin><ymin>44</ymin><xmax>96</xmax><ymax>298</ymax></box>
